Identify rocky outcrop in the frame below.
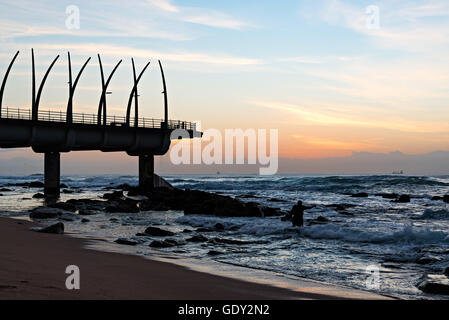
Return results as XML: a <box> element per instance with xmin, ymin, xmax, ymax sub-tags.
<box><xmin>29</xmin><ymin>207</ymin><xmax>62</xmax><ymax>219</ymax></box>
<box><xmin>114</xmin><ymin>238</ymin><xmax>138</xmax><ymax>246</ymax></box>
<box><xmin>416</xmin><ymin>274</ymin><xmax>449</xmax><ymax>295</ymax></box>
<box><xmin>351</xmin><ymin>192</ymin><xmax>368</xmax><ymax>198</ymax></box>
<box><xmin>144</xmin><ymin>226</ymin><xmax>175</xmax><ymax>237</ymax></box>
<box><xmin>36</xmin><ymin>222</ymin><xmax>64</xmax><ymax>234</ymax></box>
<box><xmin>395</xmin><ymin>194</ymin><xmax>411</xmax><ymax>203</ymax></box>
<box><xmin>29</xmin><ymin>184</ymin><xmax>282</xmax><ymax>218</ymax></box>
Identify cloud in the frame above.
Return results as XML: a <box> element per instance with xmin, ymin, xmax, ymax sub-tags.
<box><xmin>24</xmin><ymin>43</ymin><xmax>262</xmax><ymax>66</ymax></box>
<box><xmin>302</xmin><ymin>0</ymin><xmax>449</xmax><ymax>52</ymax></box>
<box><xmin>146</xmin><ymin>0</ymin><xmax>251</xmax><ymax>30</ymax></box>
<box><xmin>251</xmin><ymin>100</ymin><xmax>449</xmax><ymax>134</ymax></box>
<box><xmin>148</xmin><ymin>0</ymin><xmax>179</xmax><ymax>12</ymax></box>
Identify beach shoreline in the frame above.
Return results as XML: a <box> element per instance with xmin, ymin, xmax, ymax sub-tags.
<box><xmin>0</xmin><ymin>217</ymin><xmax>390</xmax><ymax>300</ymax></box>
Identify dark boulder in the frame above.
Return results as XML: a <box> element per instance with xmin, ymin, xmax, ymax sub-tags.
<box><xmin>208</xmin><ymin>250</ymin><xmax>224</xmax><ymax>256</ymax></box>
<box><xmin>81</xmin><ymin>218</ymin><xmax>90</xmax><ymax>223</ymax></box>
<box><xmin>431</xmin><ymin>196</ymin><xmax>443</xmax><ymax>201</ymax></box>
<box><xmin>103</xmin><ymin>191</ymin><xmax>124</xmax><ymax>200</ymax></box>
<box><xmin>29</xmin><ymin>207</ymin><xmax>61</xmax><ymax>219</ymax></box>
<box><xmin>0</xmin><ymin>187</ymin><xmax>12</xmax><ymax>192</ymax></box>
<box><xmin>77</xmin><ymin>209</ymin><xmax>98</xmax><ymax>216</ymax></box>
<box><xmin>60</xmin><ymin>183</ymin><xmax>68</xmax><ymax>189</ymax></box>
<box><xmin>351</xmin><ymin>192</ymin><xmax>368</xmax><ymax>198</ymax></box>
<box><xmin>48</xmin><ymin>202</ymin><xmax>76</xmax><ymax>212</ymax></box>
<box><xmin>444</xmin><ymin>195</ymin><xmax>449</xmax><ymax>204</ymax></box>
<box><xmin>144</xmin><ymin>226</ymin><xmax>175</xmax><ymax>237</ymax></box>
<box><xmin>37</xmin><ymin>222</ymin><xmax>64</xmax><ymax>234</ymax></box>
<box><xmin>416</xmin><ymin>274</ymin><xmax>449</xmax><ymax>295</ymax></box>
<box><xmin>29</xmin><ymin>181</ymin><xmax>44</xmax><ymax>188</ymax></box>
<box><xmin>32</xmin><ymin>193</ymin><xmax>45</xmax><ymax>199</ymax></box>
<box><xmin>149</xmin><ymin>240</ymin><xmax>175</xmax><ymax>248</ymax></box>
<box><xmin>186</xmin><ymin>235</ymin><xmax>208</xmax><ymax>242</ymax></box>
<box><xmin>395</xmin><ymin>194</ymin><xmax>411</xmax><ymax>203</ymax></box>
<box><xmin>444</xmin><ymin>267</ymin><xmax>449</xmax><ymax>276</ymax></box>
<box><xmin>417</xmin><ymin>255</ymin><xmax>441</xmax><ymax>265</ymax></box>
<box><xmin>214</xmin><ymin>223</ymin><xmax>225</xmax><ymax>230</ymax></box>
<box><xmin>114</xmin><ymin>238</ymin><xmax>138</xmax><ymax>246</ymax></box>
<box><xmin>105</xmin><ymin>199</ymin><xmax>139</xmax><ymax>213</ymax></box>
<box><xmin>316</xmin><ymin>216</ymin><xmax>329</xmax><ymax>222</ymax></box>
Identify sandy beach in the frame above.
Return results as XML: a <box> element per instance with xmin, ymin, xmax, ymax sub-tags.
<box><xmin>0</xmin><ymin>217</ymin><xmax>390</xmax><ymax>300</ymax></box>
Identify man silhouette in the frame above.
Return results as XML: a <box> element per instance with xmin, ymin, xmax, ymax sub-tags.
<box><xmin>290</xmin><ymin>200</ymin><xmax>304</xmax><ymax>227</ymax></box>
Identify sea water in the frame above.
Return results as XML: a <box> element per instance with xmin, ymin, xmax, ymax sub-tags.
<box><xmin>1</xmin><ymin>174</ymin><xmax>449</xmax><ymax>299</ymax></box>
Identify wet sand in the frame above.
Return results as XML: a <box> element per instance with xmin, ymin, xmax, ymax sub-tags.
<box><xmin>0</xmin><ymin>217</ymin><xmax>390</xmax><ymax>300</ymax></box>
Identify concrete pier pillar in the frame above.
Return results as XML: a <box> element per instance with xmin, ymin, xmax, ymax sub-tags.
<box><xmin>139</xmin><ymin>154</ymin><xmax>154</xmax><ymax>191</ymax></box>
<box><xmin>44</xmin><ymin>152</ymin><xmax>60</xmax><ymax>197</ymax></box>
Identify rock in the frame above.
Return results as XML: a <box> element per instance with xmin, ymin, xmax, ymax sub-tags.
<box><xmin>114</xmin><ymin>238</ymin><xmax>138</xmax><ymax>246</ymax></box>
<box><xmin>77</xmin><ymin>209</ymin><xmax>98</xmax><ymax>216</ymax></box>
<box><xmin>48</xmin><ymin>202</ymin><xmax>76</xmax><ymax>212</ymax></box>
<box><xmin>416</xmin><ymin>274</ymin><xmax>449</xmax><ymax>295</ymax></box>
<box><xmin>103</xmin><ymin>191</ymin><xmax>124</xmax><ymax>200</ymax></box>
<box><xmin>105</xmin><ymin>199</ymin><xmax>139</xmax><ymax>213</ymax></box>
<box><xmin>444</xmin><ymin>195</ymin><xmax>449</xmax><ymax>204</ymax></box>
<box><xmin>208</xmin><ymin>250</ymin><xmax>224</xmax><ymax>256</ymax></box>
<box><xmin>29</xmin><ymin>181</ymin><xmax>44</xmax><ymax>188</ymax></box>
<box><xmin>60</xmin><ymin>184</ymin><xmax>68</xmax><ymax>189</ymax></box>
<box><xmin>116</xmin><ymin>183</ymin><xmax>133</xmax><ymax>191</ymax></box>
<box><xmin>396</xmin><ymin>194</ymin><xmax>411</xmax><ymax>203</ymax></box>
<box><xmin>32</xmin><ymin>193</ymin><xmax>45</xmax><ymax>199</ymax></box>
<box><xmin>62</xmin><ymin>189</ymin><xmax>74</xmax><ymax>194</ymax></box>
<box><xmin>149</xmin><ymin>240</ymin><xmax>175</xmax><ymax>248</ymax></box>
<box><xmin>109</xmin><ymin>218</ymin><xmax>119</xmax><ymax>222</ymax></box>
<box><xmin>214</xmin><ymin>223</ymin><xmax>225</xmax><ymax>230</ymax></box>
<box><xmin>316</xmin><ymin>216</ymin><xmax>329</xmax><ymax>222</ymax></box>
<box><xmin>444</xmin><ymin>267</ymin><xmax>449</xmax><ymax>276</ymax></box>
<box><xmin>267</xmin><ymin>198</ymin><xmax>287</xmax><ymax>202</ymax></box>
<box><xmin>182</xmin><ymin>229</ymin><xmax>193</xmax><ymax>233</ymax></box>
<box><xmin>37</xmin><ymin>222</ymin><xmax>64</xmax><ymax>234</ymax></box>
<box><xmin>0</xmin><ymin>187</ymin><xmax>12</xmax><ymax>192</ymax></box>
<box><xmin>431</xmin><ymin>196</ymin><xmax>444</xmax><ymax>201</ymax></box>
<box><xmin>186</xmin><ymin>235</ymin><xmax>208</xmax><ymax>242</ymax></box>
<box><xmin>29</xmin><ymin>207</ymin><xmax>62</xmax><ymax>219</ymax></box>
<box><xmin>81</xmin><ymin>218</ymin><xmax>90</xmax><ymax>223</ymax></box>
<box><xmin>196</xmin><ymin>227</ymin><xmax>215</xmax><ymax>232</ymax></box>
<box><xmin>417</xmin><ymin>255</ymin><xmax>441</xmax><ymax>265</ymax></box>
<box><xmin>144</xmin><ymin>226</ymin><xmax>175</xmax><ymax>237</ymax></box>
<box><xmin>351</xmin><ymin>192</ymin><xmax>368</xmax><ymax>198</ymax></box>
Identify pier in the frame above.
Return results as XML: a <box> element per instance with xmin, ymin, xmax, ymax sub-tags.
<box><xmin>0</xmin><ymin>50</ymin><xmax>200</xmax><ymax>196</ymax></box>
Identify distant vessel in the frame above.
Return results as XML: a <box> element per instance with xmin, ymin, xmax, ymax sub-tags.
<box><xmin>392</xmin><ymin>170</ymin><xmax>404</xmax><ymax>174</ymax></box>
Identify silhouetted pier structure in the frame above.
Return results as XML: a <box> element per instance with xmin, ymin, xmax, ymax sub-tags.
<box><xmin>0</xmin><ymin>50</ymin><xmax>200</xmax><ymax>196</ymax></box>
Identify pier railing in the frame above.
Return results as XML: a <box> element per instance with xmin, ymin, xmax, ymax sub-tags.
<box><xmin>0</xmin><ymin>107</ymin><xmax>196</xmax><ymax>131</ymax></box>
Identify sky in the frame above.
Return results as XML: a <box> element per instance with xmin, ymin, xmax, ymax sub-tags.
<box><xmin>1</xmin><ymin>0</ymin><xmax>449</xmax><ymax>174</ymax></box>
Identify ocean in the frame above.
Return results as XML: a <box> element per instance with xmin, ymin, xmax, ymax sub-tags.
<box><xmin>1</xmin><ymin>174</ymin><xmax>449</xmax><ymax>299</ymax></box>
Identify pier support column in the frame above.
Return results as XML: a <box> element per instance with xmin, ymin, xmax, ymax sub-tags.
<box><xmin>139</xmin><ymin>154</ymin><xmax>154</xmax><ymax>191</ymax></box>
<box><xmin>44</xmin><ymin>152</ymin><xmax>60</xmax><ymax>197</ymax></box>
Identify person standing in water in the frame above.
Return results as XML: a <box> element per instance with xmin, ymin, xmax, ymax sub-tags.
<box><xmin>290</xmin><ymin>200</ymin><xmax>304</xmax><ymax>227</ymax></box>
